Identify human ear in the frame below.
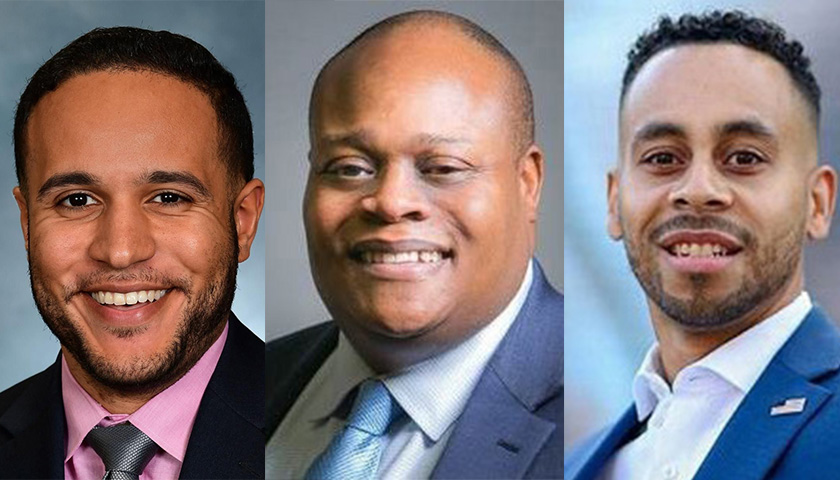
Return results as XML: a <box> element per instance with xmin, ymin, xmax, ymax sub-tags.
<box><xmin>517</xmin><ymin>145</ymin><xmax>544</xmax><ymax>223</ymax></box>
<box><xmin>233</xmin><ymin>178</ymin><xmax>265</xmax><ymax>262</ymax></box>
<box><xmin>806</xmin><ymin>164</ymin><xmax>837</xmax><ymax>240</ymax></box>
<box><xmin>13</xmin><ymin>187</ymin><xmax>29</xmax><ymax>251</ymax></box>
<box><xmin>607</xmin><ymin>168</ymin><xmax>623</xmax><ymax>240</ymax></box>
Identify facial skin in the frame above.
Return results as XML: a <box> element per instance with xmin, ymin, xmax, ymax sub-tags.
<box><xmin>14</xmin><ymin>70</ymin><xmax>264</xmax><ymax>413</ymax></box>
<box><xmin>305</xmin><ymin>23</ymin><xmax>543</xmax><ymax>372</ymax></box>
<box><xmin>608</xmin><ymin>44</ymin><xmax>836</xmax><ymax>381</ymax></box>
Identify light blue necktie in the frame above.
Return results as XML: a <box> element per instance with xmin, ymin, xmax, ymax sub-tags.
<box><xmin>305</xmin><ymin>380</ymin><xmax>403</xmax><ymax>480</ymax></box>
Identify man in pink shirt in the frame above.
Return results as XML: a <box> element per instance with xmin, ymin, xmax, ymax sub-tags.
<box><xmin>0</xmin><ymin>27</ymin><xmax>265</xmax><ymax>479</ymax></box>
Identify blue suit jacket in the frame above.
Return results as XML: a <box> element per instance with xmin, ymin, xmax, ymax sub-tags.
<box><xmin>565</xmin><ymin>306</ymin><xmax>840</xmax><ymax>480</ymax></box>
<box><xmin>0</xmin><ymin>314</ymin><xmax>265</xmax><ymax>479</ymax></box>
<box><xmin>266</xmin><ymin>262</ymin><xmax>563</xmax><ymax>479</ymax></box>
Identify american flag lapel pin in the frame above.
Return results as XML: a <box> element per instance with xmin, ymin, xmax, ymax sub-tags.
<box><xmin>770</xmin><ymin>397</ymin><xmax>807</xmax><ymax>416</ymax></box>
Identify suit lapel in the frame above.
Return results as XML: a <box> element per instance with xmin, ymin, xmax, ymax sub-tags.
<box><xmin>265</xmin><ymin>323</ymin><xmax>338</xmax><ymax>438</ymax></box>
<box><xmin>180</xmin><ymin>315</ymin><xmax>265</xmax><ymax>479</ymax></box>
<box><xmin>0</xmin><ymin>357</ymin><xmax>66</xmax><ymax>479</ymax></box>
<box><xmin>694</xmin><ymin>307</ymin><xmax>840</xmax><ymax>480</ymax></box>
<box><xmin>432</xmin><ymin>371</ymin><xmax>555</xmax><ymax>479</ymax></box>
<box><xmin>433</xmin><ymin>262</ymin><xmax>563</xmax><ymax>479</ymax></box>
<box><xmin>566</xmin><ymin>407</ymin><xmax>642</xmax><ymax>480</ymax></box>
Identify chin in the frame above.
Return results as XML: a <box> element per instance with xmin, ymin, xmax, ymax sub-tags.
<box><xmin>350</xmin><ymin>308</ymin><xmax>445</xmax><ymax>340</ymax></box>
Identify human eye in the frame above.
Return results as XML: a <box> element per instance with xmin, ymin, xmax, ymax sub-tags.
<box><xmin>419</xmin><ymin>156</ymin><xmax>472</xmax><ymax>180</ymax></box>
<box><xmin>323</xmin><ymin>157</ymin><xmax>375</xmax><ymax>179</ymax></box>
<box><xmin>641</xmin><ymin>152</ymin><xmax>679</xmax><ymax>166</ymax></box>
<box><xmin>724</xmin><ymin>150</ymin><xmax>767</xmax><ymax>170</ymax></box>
<box><xmin>150</xmin><ymin>191</ymin><xmax>192</xmax><ymax>206</ymax></box>
<box><xmin>59</xmin><ymin>192</ymin><xmax>98</xmax><ymax>209</ymax></box>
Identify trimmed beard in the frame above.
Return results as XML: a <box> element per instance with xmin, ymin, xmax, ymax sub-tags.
<box><xmin>623</xmin><ymin>214</ymin><xmax>803</xmax><ymax>330</ymax></box>
<box><xmin>28</xmin><ymin>218</ymin><xmax>239</xmax><ymax>396</ymax></box>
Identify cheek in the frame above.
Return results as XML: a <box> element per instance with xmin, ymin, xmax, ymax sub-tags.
<box><xmin>304</xmin><ymin>189</ymin><xmax>355</xmax><ymax>244</ymax></box>
<box><xmin>619</xmin><ymin>184</ymin><xmax>668</xmax><ymax>237</ymax></box>
<box><xmin>29</xmin><ymin>220</ymin><xmax>94</xmax><ymax>284</ymax></box>
<box><xmin>153</xmin><ymin>215</ymin><xmax>230</xmax><ymax>275</ymax></box>
<box><xmin>435</xmin><ymin>180</ymin><xmax>520</xmax><ymax>248</ymax></box>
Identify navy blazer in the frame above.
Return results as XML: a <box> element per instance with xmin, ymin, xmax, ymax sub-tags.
<box><xmin>0</xmin><ymin>314</ymin><xmax>265</xmax><ymax>479</ymax></box>
<box><xmin>565</xmin><ymin>306</ymin><xmax>840</xmax><ymax>480</ymax></box>
<box><xmin>266</xmin><ymin>261</ymin><xmax>564</xmax><ymax>479</ymax></box>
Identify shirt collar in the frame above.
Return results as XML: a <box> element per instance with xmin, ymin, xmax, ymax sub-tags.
<box><xmin>312</xmin><ymin>260</ymin><xmax>534</xmax><ymax>442</ymax></box>
<box><xmin>63</xmin><ymin>320</ymin><xmax>229</xmax><ymax>463</ymax></box>
<box><xmin>633</xmin><ymin>292</ymin><xmax>812</xmax><ymax>421</ymax></box>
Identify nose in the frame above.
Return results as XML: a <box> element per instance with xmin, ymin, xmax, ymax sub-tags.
<box><xmin>360</xmin><ymin>162</ymin><xmax>430</xmax><ymax>223</ymax></box>
<box><xmin>668</xmin><ymin>159</ymin><xmax>733</xmax><ymax>212</ymax></box>
<box><xmin>88</xmin><ymin>201</ymin><xmax>155</xmax><ymax>269</ymax></box>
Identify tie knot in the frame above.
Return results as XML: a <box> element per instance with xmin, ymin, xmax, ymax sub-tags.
<box><xmin>346</xmin><ymin>380</ymin><xmax>402</xmax><ymax>436</ymax></box>
<box><xmin>85</xmin><ymin>422</ymin><xmax>158</xmax><ymax>480</ymax></box>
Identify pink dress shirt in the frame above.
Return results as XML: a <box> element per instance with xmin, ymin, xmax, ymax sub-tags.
<box><xmin>62</xmin><ymin>322</ymin><xmax>229</xmax><ymax>480</ymax></box>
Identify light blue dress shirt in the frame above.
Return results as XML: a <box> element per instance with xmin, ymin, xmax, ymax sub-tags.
<box><xmin>266</xmin><ymin>261</ymin><xmax>534</xmax><ymax>479</ymax></box>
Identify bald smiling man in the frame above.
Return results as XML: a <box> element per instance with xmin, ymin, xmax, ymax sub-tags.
<box><xmin>265</xmin><ymin>10</ymin><xmax>562</xmax><ymax>480</ymax></box>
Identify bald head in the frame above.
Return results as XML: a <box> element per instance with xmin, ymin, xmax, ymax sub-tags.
<box><xmin>309</xmin><ymin>10</ymin><xmax>534</xmax><ymax>153</ymax></box>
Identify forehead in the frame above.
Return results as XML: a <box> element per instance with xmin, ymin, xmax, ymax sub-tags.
<box><xmin>620</xmin><ymin>44</ymin><xmax>814</xmax><ymax>148</ymax></box>
<box><xmin>313</xmin><ymin>26</ymin><xmax>510</xmax><ymax>143</ymax></box>
<box><xmin>25</xmin><ymin>70</ymin><xmax>222</xmax><ymax>185</ymax></box>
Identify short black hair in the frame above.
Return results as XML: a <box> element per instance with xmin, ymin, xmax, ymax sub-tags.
<box><xmin>14</xmin><ymin>26</ymin><xmax>254</xmax><ymax>193</ymax></box>
<box><xmin>310</xmin><ymin>10</ymin><xmax>535</xmax><ymax>152</ymax></box>
<box><xmin>622</xmin><ymin>10</ymin><xmax>820</xmax><ymax>122</ymax></box>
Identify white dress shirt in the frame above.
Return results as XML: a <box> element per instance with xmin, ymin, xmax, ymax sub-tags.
<box><xmin>266</xmin><ymin>261</ymin><xmax>534</xmax><ymax>480</ymax></box>
<box><xmin>601</xmin><ymin>292</ymin><xmax>812</xmax><ymax>480</ymax></box>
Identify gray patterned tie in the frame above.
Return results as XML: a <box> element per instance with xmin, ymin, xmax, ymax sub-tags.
<box><xmin>85</xmin><ymin>422</ymin><xmax>159</xmax><ymax>480</ymax></box>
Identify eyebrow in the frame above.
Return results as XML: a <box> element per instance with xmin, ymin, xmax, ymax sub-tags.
<box><xmin>37</xmin><ymin>172</ymin><xmax>101</xmax><ymax>202</ymax></box>
<box><xmin>316</xmin><ymin>130</ymin><xmax>470</xmax><ymax>153</ymax></box>
<box><xmin>716</xmin><ymin>119</ymin><xmax>775</xmax><ymax>140</ymax></box>
<box><xmin>632</xmin><ymin>119</ymin><xmax>776</xmax><ymax>148</ymax></box>
<box><xmin>317</xmin><ymin>130</ymin><xmax>374</xmax><ymax>152</ymax></box>
<box><xmin>632</xmin><ymin>122</ymin><xmax>687</xmax><ymax>146</ymax></box>
<box><xmin>412</xmin><ymin>133</ymin><xmax>471</xmax><ymax>147</ymax></box>
<box><xmin>141</xmin><ymin>170</ymin><xmax>212</xmax><ymax>200</ymax></box>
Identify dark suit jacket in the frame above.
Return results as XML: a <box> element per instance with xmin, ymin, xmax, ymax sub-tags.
<box><xmin>0</xmin><ymin>314</ymin><xmax>264</xmax><ymax>479</ymax></box>
<box><xmin>565</xmin><ymin>306</ymin><xmax>840</xmax><ymax>480</ymax></box>
<box><xmin>266</xmin><ymin>261</ymin><xmax>563</xmax><ymax>479</ymax></box>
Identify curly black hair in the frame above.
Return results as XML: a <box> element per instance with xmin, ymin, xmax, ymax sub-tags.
<box><xmin>621</xmin><ymin>10</ymin><xmax>820</xmax><ymax>121</ymax></box>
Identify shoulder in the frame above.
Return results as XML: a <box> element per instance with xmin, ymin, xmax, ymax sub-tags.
<box><xmin>265</xmin><ymin>321</ymin><xmax>338</xmax><ymax>436</ymax></box>
<box><xmin>266</xmin><ymin>321</ymin><xmax>337</xmax><ymax>365</ymax></box>
<box><xmin>216</xmin><ymin>313</ymin><xmax>265</xmax><ymax>376</ymax></box>
<box><xmin>0</xmin><ymin>362</ymin><xmax>60</xmax><ymax>441</ymax></box>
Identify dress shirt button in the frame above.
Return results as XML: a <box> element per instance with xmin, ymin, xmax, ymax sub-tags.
<box><xmin>662</xmin><ymin>464</ymin><xmax>679</xmax><ymax>479</ymax></box>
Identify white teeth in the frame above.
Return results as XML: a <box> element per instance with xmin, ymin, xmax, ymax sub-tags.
<box><xmin>671</xmin><ymin>243</ymin><xmax>729</xmax><ymax>258</ymax></box>
<box><xmin>361</xmin><ymin>250</ymin><xmax>445</xmax><ymax>264</ymax></box>
<box><xmin>90</xmin><ymin>289</ymin><xmax>168</xmax><ymax>306</ymax></box>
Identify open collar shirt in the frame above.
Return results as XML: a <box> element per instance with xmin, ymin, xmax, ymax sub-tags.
<box><xmin>601</xmin><ymin>292</ymin><xmax>812</xmax><ymax>480</ymax></box>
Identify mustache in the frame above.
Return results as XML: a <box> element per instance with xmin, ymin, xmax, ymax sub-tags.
<box><xmin>63</xmin><ymin>269</ymin><xmax>192</xmax><ymax>302</ymax></box>
<box><xmin>649</xmin><ymin>215</ymin><xmax>754</xmax><ymax>246</ymax></box>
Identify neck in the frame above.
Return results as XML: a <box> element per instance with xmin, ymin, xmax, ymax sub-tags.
<box><xmin>650</xmin><ymin>285</ymin><xmax>803</xmax><ymax>385</ymax></box>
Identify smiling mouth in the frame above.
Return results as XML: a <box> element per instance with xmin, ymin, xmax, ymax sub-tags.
<box><xmin>88</xmin><ymin>289</ymin><xmax>168</xmax><ymax>306</ymax></box>
<box><xmin>667</xmin><ymin>243</ymin><xmax>736</xmax><ymax>258</ymax></box>
<box><xmin>356</xmin><ymin>250</ymin><xmax>452</xmax><ymax>265</ymax></box>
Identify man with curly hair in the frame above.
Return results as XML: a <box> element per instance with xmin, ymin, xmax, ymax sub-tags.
<box><xmin>566</xmin><ymin>10</ymin><xmax>840</xmax><ymax>480</ymax></box>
